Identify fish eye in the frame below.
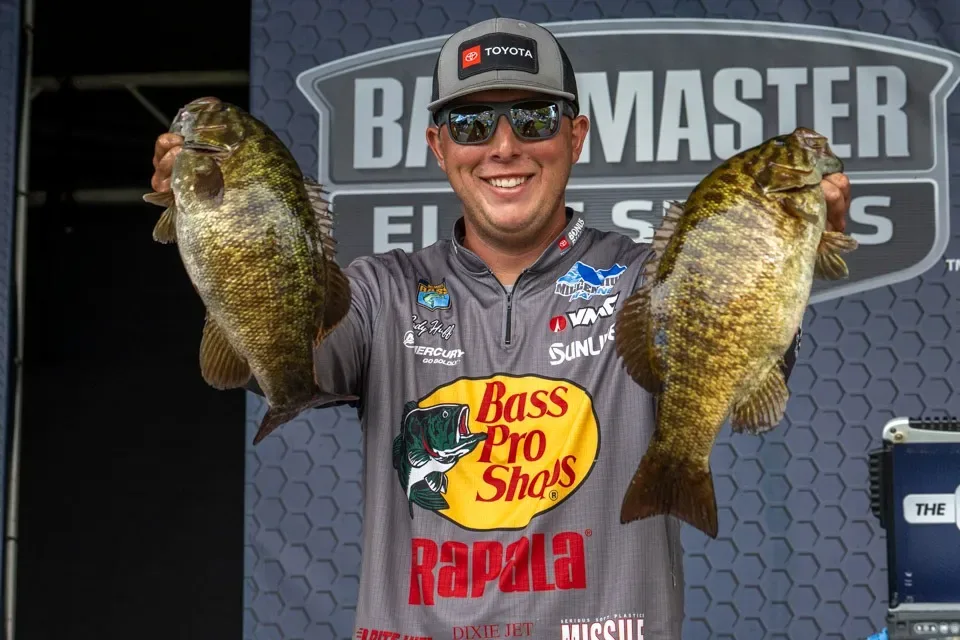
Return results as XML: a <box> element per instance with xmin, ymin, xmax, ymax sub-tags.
<box><xmin>442</xmin><ymin>411</ymin><xmax>449</xmax><ymax>418</ymax></box>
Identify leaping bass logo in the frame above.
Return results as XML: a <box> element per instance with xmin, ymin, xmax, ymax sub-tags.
<box><xmin>392</xmin><ymin>375</ymin><xmax>600</xmax><ymax>531</ymax></box>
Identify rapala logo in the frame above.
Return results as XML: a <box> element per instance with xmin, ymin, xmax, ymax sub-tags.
<box><xmin>392</xmin><ymin>375</ymin><xmax>600</xmax><ymax>531</ymax></box>
<box><xmin>409</xmin><ymin>531</ymin><xmax>587</xmax><ymax>605</ymax></box>
<box><xmin>296</xmin><ymin>20</ymin><xmax>960</xmax><ymax>304</ymax></box>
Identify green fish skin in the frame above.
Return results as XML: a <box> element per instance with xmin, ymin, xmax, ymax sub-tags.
<box><xmin>614</xmin><ymin>127</ymin><xmax>858</xmax><ymax>539</ymax></box>
<box><xmin>143</xmin><ymin>97</ymin><xmax>352</xmax><ymax>445</ymax></box>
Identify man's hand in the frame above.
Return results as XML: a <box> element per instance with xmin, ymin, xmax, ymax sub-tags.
<box><xmin>821</xmin><ymin>173</ymin><xmax>851</xmax><ymax>233</ymax></box>
<box><xmin>151</xmin><ymin>133</ymin><xmax>184</xmax><ymax>193</ymax></box>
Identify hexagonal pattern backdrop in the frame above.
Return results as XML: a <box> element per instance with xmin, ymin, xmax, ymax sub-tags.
<box><xmin>246</xmin><ymin>2</ymin><xmax>960</xmax><ymax>639</ymax></box>
<box><xmin>0</xmin><ymin>0</ymin><xmax>21</xmax><ymax>600</ymax></box>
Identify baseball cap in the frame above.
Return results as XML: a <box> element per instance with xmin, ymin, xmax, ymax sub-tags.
<box><xmin>428</xmin><ymin>17</ymin><xmax>579</xmax><ymax>118</ymax></box>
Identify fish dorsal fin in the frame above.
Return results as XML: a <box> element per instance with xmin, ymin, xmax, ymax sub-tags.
<box><xmin>304</xmin><ymin>178</ymin><xmax>337</xmax><ymax>257</ymax></box>
<box><xmin>302</xmin><ymin>178</ymin><xmax>353</xmax><ymax>351</ymax></box>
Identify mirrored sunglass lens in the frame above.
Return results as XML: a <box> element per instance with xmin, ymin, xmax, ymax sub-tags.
<box><xmin>449</xmin><ymin>106</ymin><xmax>495</xmax><ymax>143</ymax></box>
<box><xmin>511</xmin><ymin>102</ymin><xmax>560</xmax><ymax>139</ymax></box>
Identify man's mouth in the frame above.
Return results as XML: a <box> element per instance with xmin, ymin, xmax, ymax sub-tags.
<box><xmin>483</xmin><ymin>175</ymin><xmax>532</xmax><ymax>189</ymax></box>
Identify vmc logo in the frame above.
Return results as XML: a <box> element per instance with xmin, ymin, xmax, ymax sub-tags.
<box><xmin>295</xmin><ymin>19</ymin><xmax>960</xmax><ymax>305</ymax></box>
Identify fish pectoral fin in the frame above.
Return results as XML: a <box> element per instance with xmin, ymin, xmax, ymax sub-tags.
<box><xmin>143</xmin><ymin>191</ymin><xmax>174</xmax><ymax>207</ymax></box>
<box><xmin>199</xmin><ymin>314</ymin><xmax>251</xmax><ymax>391</ymax></box>
<box><xmin>755</xmin><ymin>162</ymin><xmax>816</xmax><ymax>194</ymax></box>
<box><xmin>620</xmin><ymin>443</ymin><xmax>719</xmax><ymax>539</ymax></box>
<box><xmin>614</xmin><ymin>280</ymin><xmax>662</xmax><ymax>393</ymax></box>
<box><xmin>814</xmin><ymin>230</ymin><xmax>858</xmax><ymax>280</ymax></box>
<box><xmin>731</xmin><ymin>365</ymin><xmax>789</xmax><ymax>435</ymax></box>
<box><xmin>193</xmin><ymin>163</ymin><xmax>225</xmax><ymax>205</ymax></box>
<box><xmin>408</xmin><ymin>449</ymin><xmax>431</xmax><ymax>467</ymax></box>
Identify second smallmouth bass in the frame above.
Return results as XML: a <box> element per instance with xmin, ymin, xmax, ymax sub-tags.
<box><xmin>615</xmin><ymin>127</ymin><xmax>858</xmax><ymax>538</ymax></box>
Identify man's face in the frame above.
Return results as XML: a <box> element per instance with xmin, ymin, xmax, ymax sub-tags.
<box><xmin>426</xmin><ymin>89</ymin><xmax>589</xmax><ymax>246</ymax></box>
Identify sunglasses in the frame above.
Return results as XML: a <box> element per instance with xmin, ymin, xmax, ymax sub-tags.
<box><xmin>434</xmin><ymin>99</ymin><xmax>576</xmax><ymax>145</ymax></box>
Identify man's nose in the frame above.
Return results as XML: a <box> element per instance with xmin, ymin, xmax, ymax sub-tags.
<box><xmin>487</xmin><ymin>115</ymin><xmax>522</xmax><ymax>158</ymax></box>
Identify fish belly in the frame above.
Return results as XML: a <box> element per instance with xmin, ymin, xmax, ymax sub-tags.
<box><xmin>177</xmin><ymin>191</ymin><xmax>319</xmax><ymax>405</ymax></box>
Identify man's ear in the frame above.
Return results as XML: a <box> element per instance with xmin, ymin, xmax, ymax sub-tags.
<box><xmin>426</xmin><ymin>126</ymin><xmax>446</xmax><ymax>171</ymax></box>
<box><xmin>569</xmin><ymin>115</ymin><xmax>590</xmax><ymax>164</ymax></box>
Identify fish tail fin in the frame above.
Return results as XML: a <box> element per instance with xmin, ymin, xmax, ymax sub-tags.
<box><xmin>252</xmin><ymin>406</ymin><xmax>301</xmax><ymax>445</ymax></box>
<box><xmin>620</xmin><ymin>444</ymin><xmax>719</xmax><ymax>539</ymax></box>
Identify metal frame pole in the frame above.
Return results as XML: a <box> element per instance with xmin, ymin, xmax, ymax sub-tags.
<box><xmin>6</xmin><ymin>0</ymin><xmax>35</xmax><ymax>634</ymax></box>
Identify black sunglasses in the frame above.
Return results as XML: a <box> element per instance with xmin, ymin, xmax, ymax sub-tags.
<box><xmin>434</xmin><ymin>99</ymin><xmax>576</xmax><ymax>145</ymax></box>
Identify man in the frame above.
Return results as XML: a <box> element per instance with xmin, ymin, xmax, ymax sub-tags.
<box><xmin>151</xmin><ymin>17</ymin><xmax>850</xmax><ymax>640</ymax></box>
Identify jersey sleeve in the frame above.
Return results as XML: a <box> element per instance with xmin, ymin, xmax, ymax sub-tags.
<box><xmin>245</xmin><ymin>255</ymin><xmax>382</xmax><ymax>408</ymax></box>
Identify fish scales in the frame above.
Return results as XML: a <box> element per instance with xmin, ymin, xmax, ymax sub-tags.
<box><xmin>145</xmin><ymin>97</ymin><xmax>352</xmax><ymax>444</ymax></box>
<box><xmin>615</xmin><ymin>127</ymin><xmax>858</xmax><ymax>538</ymax></box>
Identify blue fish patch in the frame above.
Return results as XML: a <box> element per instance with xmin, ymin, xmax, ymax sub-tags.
<box><xmin>555</xmin><ymin>262</ymin><xmax>627</xmax><ymax>301</ymax></box>
<box><xmin>417</xmin><ymin>279</ymin><xmax>451</xmax><ymax>311</ymax></box>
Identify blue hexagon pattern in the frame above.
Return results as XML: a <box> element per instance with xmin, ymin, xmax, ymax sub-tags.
<box><xmin>246</xmin><ymin>1</ymin><xmax>960</xmax><ymax>639</ymax></box>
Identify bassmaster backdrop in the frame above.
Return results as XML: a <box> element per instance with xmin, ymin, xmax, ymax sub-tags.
<box><xmin>245</xmin><ymin>3</ymin><xmax>960</xmax><ymax>639</ymax></box>
<box><xmin>0</xmin><ymin>0</ymin><xmax>21</xmax><ymax>610</ymax></box>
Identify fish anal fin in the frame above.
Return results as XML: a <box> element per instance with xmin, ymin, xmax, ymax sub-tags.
<box><xmin>620</xmin><ymin>445</ymin><xmax>719</xmax><ymax>539</ymax></box>
<box><xmin>756</xmin><ymin>162</ymin><xmax>816</xmax><ymax>194</ymax></box>
<box><xmin>731</xmin><ymin>365</ymin><xmax>789</xmax><ymax>435</ymax></box>
<box><xmin>814</xmin><ymin>230</ymin><xmax>858</xmax><ymax>280</ymax></box>
<box><xmin>199</xmin><ymin>314</ymin><xmax>251</xmax><ymax>390</ymax></box>
<box><xmin>615</xmin><ymin>281</ymin><xmax>662</xmax><ymax>393</ymax></box>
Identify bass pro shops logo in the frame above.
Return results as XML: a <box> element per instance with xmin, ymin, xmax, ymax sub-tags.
<box><xmin>296</xmin><ymin>20</ymin><xmax>960</xmax><ymax>305</ymax></box>
<box><xmin>391</xmin><ymin>375</ymin><xmax>600</xmax><ymax>531</ymax></box>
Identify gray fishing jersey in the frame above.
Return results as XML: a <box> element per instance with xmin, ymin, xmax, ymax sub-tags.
<box><xmin>296</xmin><ymin>208</ymin><xmax>686</xmax><ymax>640</ymax></box>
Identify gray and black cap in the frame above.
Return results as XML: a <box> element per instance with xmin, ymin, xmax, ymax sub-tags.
<box><xmin>428</xmin><ymin>18</ymin><xmax>579</xmax><ymax>119</ymax></box>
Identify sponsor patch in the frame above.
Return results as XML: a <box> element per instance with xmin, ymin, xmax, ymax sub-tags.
<box><xmin>457</xmin><ymin>33</ymin><xmax>538</xmax><ymax>80</ymax></box>
<box><xmin>549</xmin><ymin>315</ymin><xmax>567</xmax><ymax>333</ymax></box>
<box><xmin>411</xmin><ymin>314</ymin><xmax>455</xmax><ymax>341</ymax></box>
<box><xmin>566</xmin><ymin>293</ymin><xmax>620</xmax><ymax>328</ymax></box>
<box><xmin>410</xmin><ymin>531</ymin><xmax>587</xmax><ymax>605</ymax></box>
<box><xmin>554</xmin><ymin>262</ymin><xmax>627</xmax><ymax>301</ymax></box>
<box><xmin>557</xmin><ymin>218</ymin><xmax>586</xmax><ymax>255</ymax></box>
<box><xmin>560</xmin><ymin>616</ymin><xmax>645</xmax><ymax>640</ymax></box>
<box><xmin>417</xmin><ymin>279</ymin><xmax>451</xmax><ymax>311</ymax></box>
<box><xmin>355</xmin><ymin>628</ymin><xmax>432</xmax><ymax>640</ymax></box>
<box><xmin>549</xmin><ymin>325</ymin><xmax>616</xmax><ymax>366</ymax></box>
<box><xmin>392</xmin><ymin>375</ymin><xmax>600</xmax><ymax>531</ymax></box>
<box><xmin>403</xmin><ymin>331</ymin><xmax>464</xmax><ymax>366</ymax></box>
<box><xmin>452</xmin><ymin>622</ymin><xmax>534</xmax><ymax>639</ymax></box>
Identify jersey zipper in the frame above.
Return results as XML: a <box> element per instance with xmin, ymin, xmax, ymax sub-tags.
<box><xmin>502</xmin><ymin>271</ymin><xmax>526</xmax><ymax>346</ymax></box>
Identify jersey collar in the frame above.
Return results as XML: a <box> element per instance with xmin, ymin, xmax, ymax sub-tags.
<box><xmin>449</xmin><ymin>207</ymin><xmax>589</xmax><ymax>277</ymax></box>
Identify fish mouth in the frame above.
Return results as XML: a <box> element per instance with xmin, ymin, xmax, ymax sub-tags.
<box><xmin>454</xmin><ymin>406</ymin><xmax>472</xmax><ymax>444</ymax></box>
<box><xmin>183</xmin><ymin>140</ymin><xmax>228</xmax><ymax>155</ymax></box>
